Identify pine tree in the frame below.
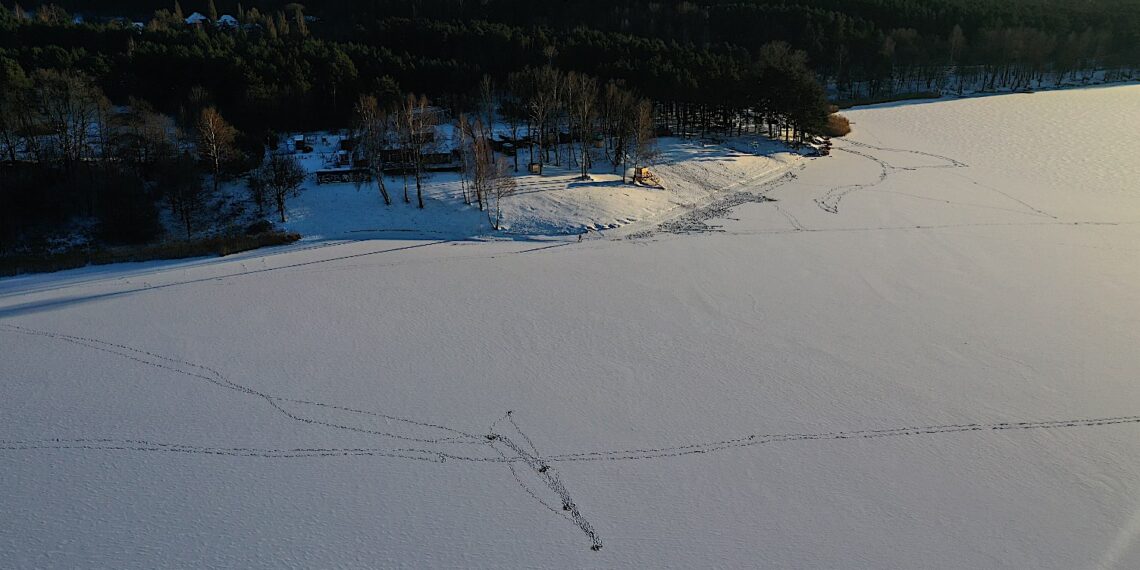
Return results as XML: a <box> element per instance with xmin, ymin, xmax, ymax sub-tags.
<box><xmin>208</xmin><ymin>0</ymin><xmax>218</xmax><ymax>23</ymax></box>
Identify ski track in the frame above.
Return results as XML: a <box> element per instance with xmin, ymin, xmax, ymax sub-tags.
<box><xmin>6</xmin><ymin>322</ymin><xmax>1140</xmax><ymax>550</ymax></box>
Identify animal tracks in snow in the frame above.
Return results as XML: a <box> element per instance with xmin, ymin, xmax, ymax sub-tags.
<box><xmin>6</xmin><ymin>323</ymin><xmax>1140</xmax><ymax>549</ymax></box>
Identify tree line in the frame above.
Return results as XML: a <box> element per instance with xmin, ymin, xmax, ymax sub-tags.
<box><xmin>3</xmin><ymin>0</ymin><xmax>1136</xmax><ymax>254</ymax></box>
<box><xmin>0</xmin><ymin>2</ymin><xmax>835</xmax><ymax>135</ymax></box>
<box><xmin>6</xmin><ymin>1</ymin><xmax>1132</xmax><ymax>136</ymax></box>
<box><xmin>0</xmin><ymin>63</ymin><xmax>308</xmax><ymax>251</ymax></box>
<box><xmin>29</xmin><ymin>0</ymin><xmax>1139</xmax><ymax>98</ymax></box>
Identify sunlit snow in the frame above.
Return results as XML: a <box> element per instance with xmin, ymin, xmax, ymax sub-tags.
<box><xmin>3</xmin><ymin>85</ymin><xmax>1140</xmax><ymax>568</ymax></box>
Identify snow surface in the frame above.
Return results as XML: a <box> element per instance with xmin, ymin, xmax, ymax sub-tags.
<box><xmin>279</xmin><ymin>132</ymin><xmax>801</xmax><ymax>240</ymax></box>
<box><xmin>3</xmin><ymin>85</ymin><xmax>1140</xmax><ymax>568</ymax></box>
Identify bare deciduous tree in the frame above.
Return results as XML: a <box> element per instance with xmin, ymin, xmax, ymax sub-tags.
<box><xmin>602</xmin><ymin>81</ymin><xmax>635</xmax><ymax>179</ymax></box>
<box><xmin>252</xmin><ymin>152</ymin><xmax>307</xmax><ymax>222</ymax></box>
<box><xmin>479</xmin><ymin>74</ymin><xmax>495</xmax><ymax>142</ymax></box>
<box><xmin>568</xmin><ymin>72</ymin><xmax>598</xmax><ymax>179</ymax></box>
<box><xmin>399</xmin><ymin>93</ymin><xmax>436</xmax><ymax>209</ymax></box>
<box><xmin>0</xmin><ymin>61</ymin><xmax>33</xmax><ymax>164</ymax></box>
<box><xmin>353</xmin><ymin>94</ymin><xmax>393</xmax><ymax>205</ymax></box>
<box><xmin>458</xmin><ymin>116</ymin><xmax>495</xmax><ymax>212</ymax></box>
<box><xmin>501</xmin><ymin>76</ymin><xmax>526</xmax><ymax>172</ymax></box>
<box><xmin>31</xmin><ymin>69</ymin><xmax>107</xmax><ymax>172</ymax></box>
<box><xmin>161</xmin><ymin>152</ymin><xmax>207</xmax><ymax>238</ymax></box>
<box><xmin>393</xmin><ymin>95</ymin><xmax>413</xmax><ymax>203</ymax></box>
<box><xmin>486</xmin><ymin>157</ymin><xmax>517</xmax><ymax>230</ymax></box>
<box><xmin>630</xmin><ymin>99</ymin><xmax>657</xmax><ymax>174</ymax></box>
<box><xmin>196</xmin><ymin>106</ymin><xmax>238</xmax><ymax>193</ymax></box>
<box><xmin>526</xmin><ymin>66</ymin><xmax>563</xmax><ymax>169</ymax></box>
<box><xmin>454</xmin><ymin>114</ymin><xmax>477</xmax><ymax>206</ymax></box>
<box><xmin>246</xmin><ymin>168</ymin><xmax>269</xmax><ymax>215</ymax></box>
<box><xmin>122</xmin><ymin>98</ymin><xmax>176</xmax><ymax>176</ymax></box>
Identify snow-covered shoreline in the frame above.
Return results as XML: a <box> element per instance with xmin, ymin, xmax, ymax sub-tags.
<box><xmin>276</xmin><ymin>132</ymin><xmax>806</xmax><ymax>243</ymax></box>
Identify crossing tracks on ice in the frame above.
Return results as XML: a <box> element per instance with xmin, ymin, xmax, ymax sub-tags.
<box><xmin>5</xmin><ymin>323</ymin><xmax>1140</xmax><ymax>549</ymax></box>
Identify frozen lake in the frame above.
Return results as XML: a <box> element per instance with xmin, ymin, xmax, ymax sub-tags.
<box><xmin>3</xmin><ymin>84</ymin><xmax>1140</xmax><ymax>568</ymax></box>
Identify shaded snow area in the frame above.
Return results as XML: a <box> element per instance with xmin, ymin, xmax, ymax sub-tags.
<box><xmin>3</xmin><ymin>85</ymin><xmax>1140</xmax><ymax>568</ymax></box>
<box><xmin>280</xmin><ymin>134</ymin><xmax>801</xmax><ymax>241</ymax></box>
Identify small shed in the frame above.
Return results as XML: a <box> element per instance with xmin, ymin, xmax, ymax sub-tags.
<box><xmin>316</xmin><ymin>168</ymin><xmax>371</xmax><ymax>185</ymax></box>
<box><xmin>528</xmin><ymin>162</ymin><xmax>543</xmax><ymax>175</ymax></box>
<box><xmin>185</xmin><ymin>12</ymin><xmax>209</xmax><ymax>26</ymax></box>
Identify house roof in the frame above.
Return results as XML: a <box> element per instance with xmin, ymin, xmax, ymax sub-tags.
<box><xmin>185</xmin><ymin>12</ymin><xmax>209</xmax><ymax>24</ymax></box>
<box><xmin>217</xmin><ymin>15</ymin><xmax>238</xmax><ymax>27</ymax></box>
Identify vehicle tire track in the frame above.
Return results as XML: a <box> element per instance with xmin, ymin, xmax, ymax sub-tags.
<box><xmin>816</xmin><ymin>139</ymin><xmax>968</xmax><ymax>215</ymax></box>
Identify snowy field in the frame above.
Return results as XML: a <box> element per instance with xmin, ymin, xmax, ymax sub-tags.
<box><xmin>3</xmin><ymin>84</ymin><xmax>1140</xmax><ymax>568</ymax></box>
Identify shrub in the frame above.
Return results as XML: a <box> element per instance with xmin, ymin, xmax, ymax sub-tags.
<box><xmin>245</xmin><ymin>219</ymin><xmax>275</xmax><ymax>235</ymax></box>
<box><xmin>97</xmin><ymin>171</ymin><xmax>163</xmax><ymax>245</ymax></box>
<box><xmin>0</xmin><ymin>231</ymin><xmax>301</xmax><ymax>277</ymax></box>
<box><xmin>823</xmin><ymin>114</ymin><xmax>852</xmax><ymax>137</ymax></box>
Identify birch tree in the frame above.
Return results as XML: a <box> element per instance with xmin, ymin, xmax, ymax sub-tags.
<box><xmin>568</xmin><ymin>73</ymin><xmax>598</xmax><ymax>179</ymax></box>
<box><xmin>486</xmin><ymin>157</ymin><xmax>517</xmax><ymax>230</ymax></box>
<box><xmin>353</xmin><ymin>94</ymin><xmax>393</xmax><ymax>205</ymax></box>
<box><xmin>400</xmin><ymin>93</ymin><xmax>436</xmax><ymax>209</ymax></box>
<box><xmin>196</xmin><ymin>106</ymin><xmax>238</xmax><ymax>193</ymax></box>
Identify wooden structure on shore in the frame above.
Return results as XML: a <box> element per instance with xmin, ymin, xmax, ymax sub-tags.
<box><xmin>315</xmin><ymin>168</ymin><xmax>372</xmax><ymax>185</ymax></box>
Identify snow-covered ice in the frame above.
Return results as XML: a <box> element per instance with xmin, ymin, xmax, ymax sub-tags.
<box><xmin>2</xmin><ymin>85</ymin><xmax>1140</xmax><ymax>568</ymax></box>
